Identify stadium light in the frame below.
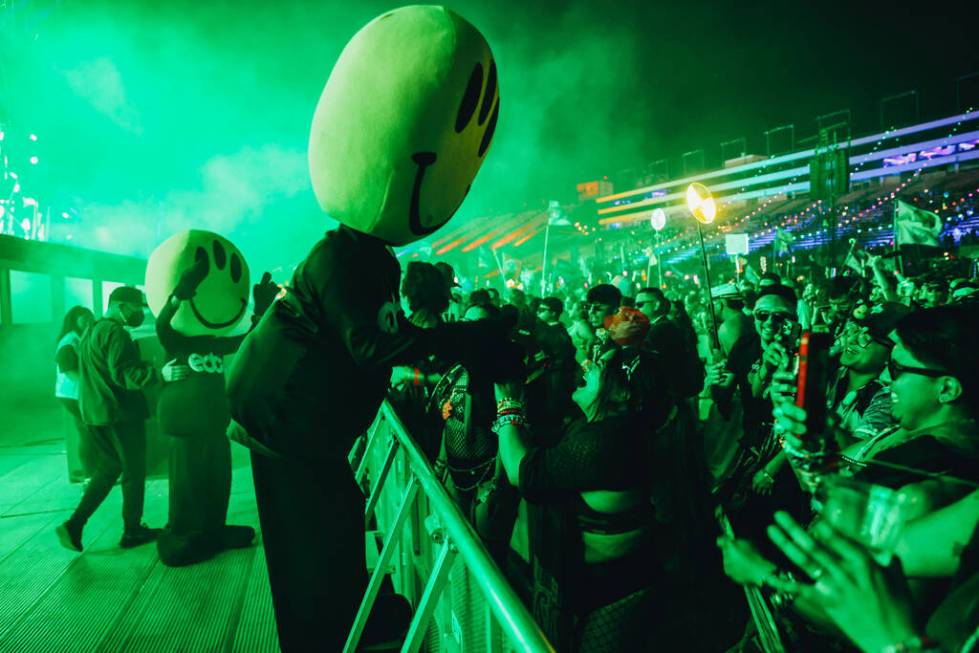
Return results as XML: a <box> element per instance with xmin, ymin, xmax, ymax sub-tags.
<box><xmin>686</xmin><ymin>183</ymin><xmax>716</xmax><ymax>224</ymax></box>
<box><xmin>685</xmin><ymin>183</ymin><xmax>720</xmax><ymax>350</ymax></box>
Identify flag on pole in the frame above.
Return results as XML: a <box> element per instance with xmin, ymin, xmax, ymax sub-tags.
<box><xmin>894</xmin><ymin>200</ymin><xmax>942</xmax><ymax>247</ymax></box>
<box><xmin>547</xmin><ymin>201</ymin><xmax>571</xmax><ymax>226</ymax></box>
<box><xmin>774</xmin><ymin>228</ymin><xmax>796</xmax><ymax>254</ymax></box>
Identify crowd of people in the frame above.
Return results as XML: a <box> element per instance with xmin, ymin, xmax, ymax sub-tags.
<box><xmin>377</xmin><ymin>253</ymin><xmax>979</xmax><ymax>652</ymax></box>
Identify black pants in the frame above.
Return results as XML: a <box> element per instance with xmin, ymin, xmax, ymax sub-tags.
<box><xmin>68</xmin><ymin>420</ymin><xmax>146</xmax><ymax>531</ymax></box>
<box><xmin>59</xmin><ymin>398</ymin><xmax>98</xmax><ymax>479</ymax></box>
<box><xmin>251</xmin><ymin>451</ymin><xmax>367</xmax><ymax>652</ymax></box>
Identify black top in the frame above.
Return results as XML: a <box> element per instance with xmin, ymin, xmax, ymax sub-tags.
<box><xmin>519</xmin><ymin>414</ymin><xmax>653</xmax><ymax>502</ymax></box>
<box><xmin>519</xmin><ymin>414</ymin><xmax>659</xmax><ymax>614</ymax></box>
<box><xmin>77</xmin><ymin>318</ymin><xmax>157</xmax><ymax>425</ymax></box>
<box><xmin>851</xmin><ymin>434</ymin><xmax>979</xmax><ymax>488</ymax></box>
<box><xmin>227</xmin><ymin>227</ymin><xmax>433</xmax><ymax>461</ymax></box>
<box><xmin>644</xmin><ymin>316</ymin><xmax>704</xmax><ymax>398</ymax></box>
<box><xmin>154</xmin><ymin>295</ymin><xmax>245</xmax><ymax>439</ymax></box>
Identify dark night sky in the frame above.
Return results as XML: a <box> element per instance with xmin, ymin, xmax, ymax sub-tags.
<box><xmin>0</xmin><ymin>0</ymin><xmax>976</xmax><ymax>268</ymax></box>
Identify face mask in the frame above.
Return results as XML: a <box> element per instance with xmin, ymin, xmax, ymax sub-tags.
<box><xmin>125</xmin><ymin>306</ymin><xmax>145</xmax><ymax>328</ymax></box>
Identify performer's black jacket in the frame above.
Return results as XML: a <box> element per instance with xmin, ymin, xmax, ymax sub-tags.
<box><xmin>227</xmin><ymin>226</ymin><xmax>505</xmax><ymax>463</ymax></box>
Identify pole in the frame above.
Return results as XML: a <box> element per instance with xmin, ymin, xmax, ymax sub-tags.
<box><xmin>540</xmin><ymin>219</ymin><xmax>550</xmax><ymax>297</ymax></box>
<box><xmin>656</xmin><ymin>233</ymin><xmax>663</xmax><ymax>288</ymax></box>
<box><xmin>697</xmin><ymin>221</ymin><xmax>720</xmax><ymax>351</ymax></box>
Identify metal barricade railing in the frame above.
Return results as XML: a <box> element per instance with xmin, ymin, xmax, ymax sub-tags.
<box><xmin>345</xmin><ymin>399</ymin><xmax>555</xmax><ymax>653</ymax></box>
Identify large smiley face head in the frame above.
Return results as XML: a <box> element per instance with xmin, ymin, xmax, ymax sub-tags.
<box><xmin>309</xmin><ymin>6</ymin><xmax>498</xmax><ymax>246</ymax></box>
<box><xmin>145</xmin><ymin>230</ymin><xmax>251</xmax><ymax>337</ymax></box>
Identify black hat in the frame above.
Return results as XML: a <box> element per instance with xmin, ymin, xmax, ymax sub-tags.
<box><xmin>108</xmin><ymin>286</ymin><xmax>145</xmax><ymax>306</ymax></box>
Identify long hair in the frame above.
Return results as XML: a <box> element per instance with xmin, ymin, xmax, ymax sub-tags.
<box><xmin>57</xmin><ymin>306</ymin><xmax>94</xmax><ymax>344</ymax></box>
<box><xmin>594</xmin><ymin>346</ymin><xmax>670</xmax><ymax>429</ymax></box>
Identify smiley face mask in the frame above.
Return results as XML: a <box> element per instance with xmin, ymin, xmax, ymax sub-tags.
<box><xmin>309</xmin><ymin>5</ymin><xmax>499</xmax><ymax>246</ymax></box>
<box><xmin>145</xmin><ymin>230</ymin><xmax>251</xmax><ymax>337</ymax></box>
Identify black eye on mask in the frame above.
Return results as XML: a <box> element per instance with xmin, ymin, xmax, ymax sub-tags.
<box><xmin>212</xmin><ymin>240</ymin><xmax>227</xmax><ymax>270</ymax></box>
<box><xmin>455</xmin><ymin>63</ymin><xmax>483</xmax><ymax>133</ymax></box>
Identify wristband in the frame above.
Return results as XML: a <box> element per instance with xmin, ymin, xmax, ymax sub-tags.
<box><xmin>413</xmin><ymin>368</ymin><xmax>421</xmax><ymax>387</ymax></box>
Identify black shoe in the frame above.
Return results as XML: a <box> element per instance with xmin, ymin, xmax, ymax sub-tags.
<box><xmin>360</xmin><ymin>593</ymin><xmax>412</xmax><ymax>651</ymax></box>
<box><xmin>56</xmin><ymin>521</ymin><xmax>84</xmax><ymax>552</ymax></box>
<box><xmin>120</xmin><ymin>524</ymin><xmax>161</xmax><ymax>548</ymax></box>
<box><xmin>220</xmin><ymin>525</ymin><xmax>256</xmax><ymax>549</ymax></box>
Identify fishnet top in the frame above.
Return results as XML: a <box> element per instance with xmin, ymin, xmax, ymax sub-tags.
<box><xmin>518</xmin><ymin>414</ymin><xmax>652</xmax><ymax>503</ymax></box>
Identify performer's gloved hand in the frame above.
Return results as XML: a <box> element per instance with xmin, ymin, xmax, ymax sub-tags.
<box><xmin>252</xmin><ymin>272</ymin><xmax>279</xmax><ymax>317</ymax></box>
<box><xmin>173</xmin><ymin>256</ymin><xmax>209</xmax><ymax>300</ymax></box>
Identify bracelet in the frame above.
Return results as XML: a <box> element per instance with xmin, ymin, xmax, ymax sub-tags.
<box><xmin>413</xmin><ymin>368</ymin><xmax>421</xmax><ymax>387</ymax></box>
<box><xmin>492</xmin><ymin>413</ymin><xmax>528</xmax><ymax>432</ymax></box>
<box><xmin>496</xmin><ymin>398</ymin><xmax>525</xmax><ymax>413</ymax></box>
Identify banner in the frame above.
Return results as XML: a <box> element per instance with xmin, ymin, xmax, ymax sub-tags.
<box><xmin>894</xmin><ymin>200</ymin><xmax>942</xmax><ymax>247</ymax></box>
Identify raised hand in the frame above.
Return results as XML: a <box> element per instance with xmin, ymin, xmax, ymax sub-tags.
<box><xmin>252</xmin><ymin>272</ymin><xmax>280</xmax><ymax>317</ymax></box>
<box><xmin>173</xmin><ymin>255</ymin><xmax>209</xmax><ymax>300</ymax></box>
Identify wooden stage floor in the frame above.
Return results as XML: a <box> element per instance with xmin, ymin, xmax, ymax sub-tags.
<box><xmin>0</xmin><ymin>439</ymin><xmax>281</xmax><ymax>652</ymax></box>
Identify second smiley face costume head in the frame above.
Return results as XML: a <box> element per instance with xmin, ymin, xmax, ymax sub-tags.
<box><xmin>145</xmin><ymin>230</ymin><xmax>251</xmax><ymax>337</ymax></box>
<box><xmin>308</xmin><ymin>5</ymin><xmax>499</xmax><ymax>246</ymax></box>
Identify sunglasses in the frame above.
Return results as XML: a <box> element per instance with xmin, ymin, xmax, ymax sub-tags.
<box><xmin>851</xmin><ymin>329</ymin><xmax>893</xmax><ymax>350</ymax></box>
<box><xmin>887</xmin><ymin>359</ymin><xmax>949</xmax><ymax>380</ymax></box>
<box><xmin>754</xmin><ymin>310</ymin><xmax>794</xmax><ymax>324</ymax></box>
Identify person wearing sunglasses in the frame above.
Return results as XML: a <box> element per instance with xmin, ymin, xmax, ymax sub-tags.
<box><xmin>774</xmin><ymin>304</ymin><xmax>979</xmax><ymax>495</ymax></box>
<box><xmin>826</xmin><ymin>303</ymin><xmax>909</xmax><ymax>445</ymax></box>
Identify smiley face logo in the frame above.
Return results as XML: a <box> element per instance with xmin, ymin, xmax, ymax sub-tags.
<box><xmin>309</xmin><ymin>6</ymin><xmax>500</xmax><ymax>247</ymax></box>
<box><xmin>146</xmin><ymin>230</ymin><xmax>251</xmax><ymax>337</ymax></box>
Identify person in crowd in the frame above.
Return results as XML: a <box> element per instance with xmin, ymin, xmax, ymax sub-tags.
<box><xmin>585</xmin><ymin>284</ymin><xmax>621</xmax><ymax>332</ymax></box>
<box><xmin>434</xmin><ymin>261</ymin><xmax>464</xmax><ymax>323</ymax></box>
<box><xmin>567</xmin><ymin>298</ymin><xmax>595</xmax><ymax>364</ymax></box>
<box><xmin>536</xmin><ymin>296</ymin><xmax>563</xmax><ymax>327</ymax></box>
<box><xmin>468</xmin><ymin>288</ymin><xmax>493</xmax><ymax>310</ymax></box>
<box><xmin>55</xmin><ymin>305</ymin><xmax>97</xmax><ymax>483</ymax></box>
<box><xmin>635</xmin><ymin>286</ymin><xmax>703</xmax><ymax>399</ymax></box>
<box><xmin>718</xmin><ymin>304</ymin><xmax>979</xmax><ymax>651</ymax></box>
<box><xmin>55</xmin><ymin>286</ymin><xmax>168</xmax><ymax>552</ymax></box>
<box><xmin>820</xmin><ymin>275</ymin><xmax>860</xmax><ymax>342</ymax></box>
<box><xmin>582</xmin><ymin>284</ymin><xmax>621</xmax><ymax>362</ymax></box>
<box><xmin>919</xmin><ymin>278</ymin><xmax>949</xmax><ymax>308</ymax></box>
<box><xmin>402</xmin><ymin>261</ymin><xmax>451</xmax><ymax>329</ymax></box>
<box><xmin>487</xmin><ymin>287</ymin><xmax>502</xmax><ymax>307</ymax></box>
<box><xmin>827</xmin><ymin>302</ymin><xmax>906</xmax><ymax>444</ymax></box>
<box><xmin>720</xmin><ymin>285</ymin><xmax>804</xmax><ymax>540</ymax></box>
<box><xmin>492</xmin><ymin>324</ymin><xmax>671</xmax><ymax>651</ymax></box>
<box><xmin>778</xmin><ymin>304</ymin><xmax>979</xmax><ymax>495</ymax></box>
<box><xmin>758</xmin><ymin>272</ymin><xmax>781</xmax><ymax>288</ymax></box>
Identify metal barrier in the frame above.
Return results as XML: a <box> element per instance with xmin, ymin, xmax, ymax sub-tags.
<box><xmin>344</xmin><ymin>399</ymin><xmax>555</xmax><ymax>653</ymax></box>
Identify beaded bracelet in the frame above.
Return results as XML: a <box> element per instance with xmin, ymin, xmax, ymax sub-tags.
<box><xmin>493</xmin><ymin>413</ymin><xmax>528</xmax><ymax>432</ymax></box>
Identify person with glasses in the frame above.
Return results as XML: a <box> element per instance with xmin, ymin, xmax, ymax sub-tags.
<box><xmin>828</xmin><ymin>303</ymin><xmax>908</xmax><ymax>445</ymax></box>
<box><xmin>775</xmin><ymin>304</ymin><xmax>979</xmax><ymax>493</ymax></box>
<box><xmin>536</xmin><ymin>296</ymin><xmax>564</xmax><ymax>327</ymax></box>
